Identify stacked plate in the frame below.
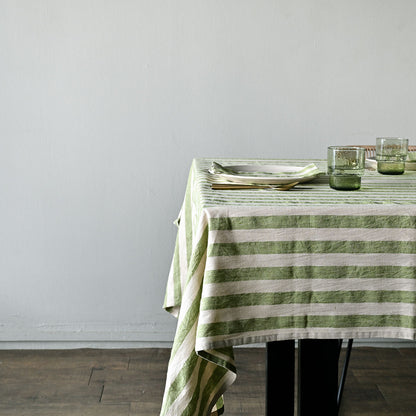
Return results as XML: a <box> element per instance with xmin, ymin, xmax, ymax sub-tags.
<box><xmin>208</xmin><ymin>162</ymin><xmax>323</xmax><ymax>185</ymax></box>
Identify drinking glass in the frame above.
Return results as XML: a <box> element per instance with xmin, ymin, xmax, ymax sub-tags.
<box><xmin>327</xmin><ymin>146</ymin><xmax>365</xmax><ymax>190</ymax></box>
<box><xmin>376</xmin><ymin>137</ymin><xmax>408</xmax><ymax>174</ymax></box>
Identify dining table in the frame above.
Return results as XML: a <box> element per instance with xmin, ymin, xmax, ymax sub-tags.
<box><xmin>160</xmin><ymin>157</ymin><xmax>416</xmax><ymax>416</ymax></box>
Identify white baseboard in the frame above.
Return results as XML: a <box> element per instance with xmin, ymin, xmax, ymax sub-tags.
<box><xmin>1</xmin><ymin>321</ymin><xmax>414</xmax><ymax>349</ymax></box>
<box><xmin>0</xmin><ymin>323</ymin><xmax>176</xmax><ymax>349</ymax></box>
<box><xmin>0</xmin><ymin>341</ymin><xmax>174</xmax><ymax>350</ymax></box>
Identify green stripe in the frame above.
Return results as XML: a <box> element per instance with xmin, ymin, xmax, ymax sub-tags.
<box><xmin>170</xmin><ymin>228</ymin><xmax>208</xmax><ymax>357</ymax></box>
<box><xmin>162</xmin><ymin>339</ymin><xmax>231</xmax><ymax>416</ymax></box>
<box><xmin>213</xmin><ymin>396</ymin><xmax>225</xmax><ymax>416</ymax></box>
<box><xmin>184</xmin><ymin>168</ymin><xmax>194</xmax><ymax>266</ymax></box>
<box><xmin>205</xmin><ymin>198</ymin><xmax>416</xmax><ymax>207</ymax></box>
<box><xmin>197</xmin><ymin>315</ymin><xmax>415</xmax><ymax>338</ymax></box>
<box><xmin>208</xmin><ymin>241</ymin><xmax>416</xmax><ymax>256</ymax></box>
<box><xmin>182</xmin><ymin>354</ymin><xmax>232</xmax><ymax>416</ymax></box>
<box><xmin>200</xmin><ymin>367</ymin><xmax>229</xmax><ymax>416</ymax></box>
<box><xmin>186</xmin><ymin>227</ymin><xmax>208</xmax><ymax>284</ymax></box>
<box><xmin>181</xmin><ymin>358</ymin><xmax>209</xmax><ymax>416</ymax></box>
<box><xmin>160</xmin><ymin>352</ymin><xmax>199</xmax><ymax>414</ymax></box>
<box><xmin>172</xmin><ymin>234</ymin><xmax>182</xmax><ymax>305</ymax></box>
<box><xmin>204</xmin><ymin>266</ymin><xmax>416</xmax><ymax>283</ymax></box>
<box><xmin>170</xmin><ymin>282</ymin><xmax>202</xmax><ymax>359</ymax></box>
<box><xmin>208</xmin><ymin>215</ymin><xmax>416</xmax><ymax>230</ymax></box>
<box><xmin>201</xmin><ymin>291</ymin><xmax>416</xmax><ymax>310</ymax></box>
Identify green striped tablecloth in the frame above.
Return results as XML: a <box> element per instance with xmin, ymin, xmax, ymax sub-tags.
<box><xmin>160</xmin><ymin>158</ymin><xmax>416</xmax><ymax>416</ymax></box>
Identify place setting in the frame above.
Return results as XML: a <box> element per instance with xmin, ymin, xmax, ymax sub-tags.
<box><xmin>207</xmin><ymin>136</ymin><xmax>415</xmax><ymax>195</ymax></box>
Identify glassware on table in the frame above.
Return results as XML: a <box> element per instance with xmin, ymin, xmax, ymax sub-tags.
<box><xmin>327</xmin><ymin>146</ymin><xmax>365</xmax><ymax>190</ymax></box>
<box><xmin>376</xmin><ymin>137</ymin><xmax>408</xmax><ymax>174</ymax></box>
<box><xmin>407</xmin><ymin>151</ymin><xmax>416</xmax><ymax>162</ymax></box>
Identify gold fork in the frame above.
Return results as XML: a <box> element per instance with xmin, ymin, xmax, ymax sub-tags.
<box><xmin>211</xmin><ymin>182</ymin><xmax>300</xmax><ymax>191</ymax></box>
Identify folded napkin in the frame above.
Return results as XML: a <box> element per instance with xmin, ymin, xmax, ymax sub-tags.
<box><xmin>365</xmin><ymin>158</ymin><xmax>377</xmax><ymax>170</ymax></box>
<box><xmin>209</xmin><ymin>161</ymin><xmax>321</xmax><ymax>178</ymax></box>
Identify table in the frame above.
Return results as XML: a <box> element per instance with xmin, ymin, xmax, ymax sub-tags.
<box><xmin>160</xmin><ymin>158</ymin><xmax>416</xmax><ymax>416</ymax></box>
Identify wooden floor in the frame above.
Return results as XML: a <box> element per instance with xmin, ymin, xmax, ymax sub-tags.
<box><xmin>0</xmin><ymin>347</ymin><xmax>415</xmax><ymax>415</ymax></box>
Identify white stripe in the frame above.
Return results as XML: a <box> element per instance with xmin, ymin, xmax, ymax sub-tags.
<box><xmin>204</xmin><ymin>200</ymin><xmax>416</xmax><ymax>208</ymax></box>
<box><xmin>201</xmin><ymin>278</ymin><xmax>416</xmax><ymax>297</ymax></box>
<box><xmin>204</xmin><ymin>190</ymin><xmax>416</xmax><ymax>199</ymax></box>
<box><xmin>165</xmin><ymin>263</ymin><xmax>176</xmax><ymax>312</ymax></box>
<box><xmin>205</xmin><ymin>253</ymin><xmax>416</xmax><ymax>270</ymax></box>
<box><xmin>199</xmin><ymin>303</ymin><xmax>416</xmax><ymax>324</ymax></box>
<box><xmin>209</xmin><ymin>228</ymin><xmax>416</xmax><ymax>243</ymax></box>
<box><xmin>164</xmin><ymin>253</ymin><xmax>207</xmax><ymax>385</ymax></box>
<box><xmin>195</xmin><ymin>327</ymin><xmax>416</xmax><ymax>350</ymax></box>
<box><xmin>178</xmin><ymin>251</ymin><xmax>207</xmax><ymax>316</ymax></box>
<box><xmin>204</xmin><ymin>189</ymin><xmax>416</xmax><ymax>198</ymax></box>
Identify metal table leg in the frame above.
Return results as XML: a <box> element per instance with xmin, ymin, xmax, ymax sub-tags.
<box><xmin>298</xmin><ymin>339</ymin><xmax>339</xmax><ymax>416</ymax></box>
<box><xmin>266</xmin><ymin>340</ymin><xmax>295</xmax><ymax>416</ymax></box>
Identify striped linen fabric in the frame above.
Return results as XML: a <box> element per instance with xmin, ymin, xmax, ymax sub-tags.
<box><xmin>160</xmin><ymin>158</ymin><xmax>416</xmax><ymax>416</ymax></box>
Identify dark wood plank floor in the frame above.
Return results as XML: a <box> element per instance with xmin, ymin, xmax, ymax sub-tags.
<box><xmin>0</xmin><ymin>347</ymin><xmax>415</xmax><ymax>415</ymax></box>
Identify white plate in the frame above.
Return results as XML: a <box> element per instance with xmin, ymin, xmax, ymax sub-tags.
<box><xmin>210</xmin><ymin>164</ymin><xmax>321</xmax><ymax>185</ymax></box>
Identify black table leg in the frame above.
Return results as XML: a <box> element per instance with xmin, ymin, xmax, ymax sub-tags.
<box><xmin>298</xmin><ymin>339</ymin><xmax>339</xmax><ymax>416</ymax></box>
<box><xmin>266</xmin><ymin>340</ymin><xmax>295</xmax><ymax>416</ymax></box>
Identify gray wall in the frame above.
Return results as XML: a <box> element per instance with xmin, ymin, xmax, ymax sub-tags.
<box><xmin>1</xmin><ymin>1</ymin><xmax>416</xmax><ymax>348</ymax></box>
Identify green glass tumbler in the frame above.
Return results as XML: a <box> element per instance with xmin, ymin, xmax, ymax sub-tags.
<box><xmin>376</xmin><ymin>137</ymin><xmax>408</xmax><ymax>174</ymax></box>
<box><xmin>327</xmin><ymin>146</ymin><xmax>365</xmax><ymax>190</ymax></box>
